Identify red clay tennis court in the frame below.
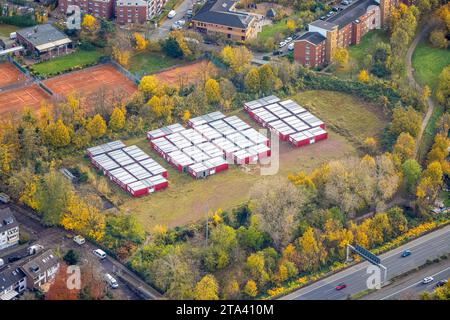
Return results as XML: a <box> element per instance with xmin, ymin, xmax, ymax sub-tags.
<box><xmin>0</xmin><ymin>62</ymin><xmax>28</xmax><ymax>87</ymax></box>
<box><xmin>0</xmin><ymin>84</ymin><xmax>49</xmax><ymax>115</ymax></box>
<box><xmin>43</xmin><ymin>64</ymin><xmax>137</xmax><ymax>100</ymax></box>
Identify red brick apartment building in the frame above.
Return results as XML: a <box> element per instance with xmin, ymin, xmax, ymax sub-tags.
<box><xmin>293</xmin><ymin>0</ymin><xmax>396</xmax><ymax>68</ymax></box>
<box><xmin>58</xmin><ymin>0</ymin><xmax>115</xmax><ymax>20</ymax></box>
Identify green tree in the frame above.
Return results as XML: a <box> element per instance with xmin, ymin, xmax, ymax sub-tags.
<box><xmin>401</xmin><ymin>159</ymin><xmax>422</xmax><ymax>194</ymax></box>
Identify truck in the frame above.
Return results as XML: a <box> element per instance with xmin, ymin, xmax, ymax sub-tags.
<box><xmin>28</xmin><ymin>244</ymin><xmax>44</xmax><ymax>256</ymax></box>
<box><xmin>168</xmin><ymin>10</ymin><xmax>176</xmax><ymax>19</ymax></box>
<box><xmin>73</xmin><ymin>235</ymin><xmax>86</xmax><ymax>245</ymax></box>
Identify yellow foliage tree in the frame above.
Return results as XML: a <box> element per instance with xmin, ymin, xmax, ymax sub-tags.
<box><xmin>332</xmin><ymin>48</ymin><xmax>349</xmax><ymax>68</ymax></box>
<box><xmin>109</xmin><ymin>107</ymin><xmax>126</xmax><ymax>132</ymax></box>
<box><xmin>205</xmin><ymin>79</ymin><xmax>221</xmax><ymax>104</ymax></box>
<box><xmin>112</xmin><ymin>46</ymin><xmax>130</xmax><ymax>68</ymax></box>
<box><xmin>133</xmin><ymin>32</ymin><xmax>148</xmax><ymax>51</ymax></box>
<box><xmin>358</xmin><ymin>69</ymin><xmax>370</xmax><ymax>82</ymax></box>
<box><xmin>193</xmin><ymin>275</ymin><xmax>219</xmax><ymax>300</ymax></box>
<box><xmin>393</xmin><ymin>132</ymin><xmax>416</xmax><ymax>162</ymax></box>
<box><xmin>45</xmin><ymin>119</ymin><xmax>71</xmax><ymax>147</ymax></box>
<box><xmin>182</xmin><ymin>110</ymin><xmax>191</xmax><ymax>123</ymax></box>
<box><xmin>244</xmin><ymin>280</ymin><xmax>258</xmax><ymax>297</ymax></box>
<box><xmin>286</xmin><ymin>19</ymin><xmax>296</xmax><ymax>33</ymax></box>
<box><xmin>81</xmin><ymin>14</ymin><xmax>98</xmax><ymax>32</ymax></box>
<box><xmin>86</xmin><ymin>114</ymin><xmax>107</xmax><ymax>139</ymax></box>
<box><xmin>139</xmin><ymin>75</ymin><xmax>160</xmax><ymax>96</ymax></box>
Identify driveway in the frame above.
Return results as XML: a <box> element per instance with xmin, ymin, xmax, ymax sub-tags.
<box><xmin>151</xmin><ymin>0</ymin><xmax>194</xmax><ymax>40</ymax></box>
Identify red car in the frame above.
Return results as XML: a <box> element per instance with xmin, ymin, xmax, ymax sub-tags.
<box><xmin>335</xmin><ymin>283</ymin><xmax>347</xmax><ymax>290</ymax></box>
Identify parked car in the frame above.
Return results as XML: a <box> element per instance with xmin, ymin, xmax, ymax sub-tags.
<box><xmin>320</xmin><ymin>16</ymin><xmax>326</xmax><ymax>20</ymax></box>
<box><xmin>168</xmin><ymin>10</ymin><xmax>176</xmax><ymax>19</ymax></box>
<box><xmin>8</xmin><ymin>255</ymin><xmax>22</xmax><ymax>263</ymax></box>
<box><xmin>0</xmin><ymin>192</ymin><xmax>10</xmax><ymax>204</ymax></box>
<box><xmin>104</xmin><ymin>273</ymin><xmax>119</xmax><ymax>289</ymax></box>
<box><xmin>279</xmin><ymin>41</ymin><xmax>287</xmax><ymax>48</ymax></box>
<box><xmin>272</xmin><ymin>50</ymin><xmax>282</xmax><ymax>56</ymax></box>
<box><xmin>335</xmin><ymin>283</ymin><xmax>347</xmax><ymax>290</ymax></box>
<box><xmin>186</xmin><ymin>9</ymin><xmax>193</xmax><ymax>18</ymax></box>
<box><xmin>285</xmin><ymin>37</ymin><xmax>293</xmax><ymax>43</ymax></box>
<box><xmin>93</xmin><ymin>249</ymin><xmax>107</xmax><ymax>259</ymax></box>
<box><xmin>435</xmin><ymin>280</ymin><xmax>448</xmax><ymax>288</ymax></box>
<box><xmin>401</xmin><ymin>250</ymin><xmax>411</xmax><ymax>257</ymax></box>
<box><xmin>422</xmin><ymin>276</ymin><xmax>434</xmax><ymax>284</ymax></box>
<box><xmin>74</xmin><ymin>235</ymin><xmax>86</xmax><ymax>245</ymax></box>
<box><xmin>341</xmin><ymin>0</ymin><xmax>349</xmax><ymax>5</ymax></box>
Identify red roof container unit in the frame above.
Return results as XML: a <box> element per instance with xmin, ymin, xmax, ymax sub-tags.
<box><xmin>147</xmin><ymin>175</ymin><xmax>169</xmax><ymax>191</ymax></box>
<box><xmin>308</xmin><ymin>127</ymin><xmax>328</xmax><ymax>142</ymax></box>
<box><xmin>278</xmin><ymin>99</ymin><xmax>307</xmax><ymax>115</ymax></box>
<box><xmin>248</xmin><ymin>144</ymin><xmax>271</xmax><ymax>159</ymax></box>
<box><xmin>212</xmin><ymin>137</ymin><xmax>240</xmax><ymax>160</ymax></box>
<box><xmin>127</xmin><ymin>181</ymin><xmax>149</xmax><ymax>197</ymax></box>
<box><xmin>146</xmin><ymin>127</ymin><xmax>171</xmax><ymax>141</ymax></box>
<box><xmin>209</xmin><ymin>120</ymin><xmax>237</xmax><ymax>137</ymax></box>
<box><xmin>252</xmin><ymin>108</ymin><xmax>278</xmax><ymax>127</ymax></box>
<box><xmin>233</xmin><ymin>149</ymin><xmax>258</xmax><ymax>165</ymax></box>
<box><xmin>151</xmin><ymin>137</ymin><xmax>178</xmax><ymax>158</ymax></box>
<box><xmin>204</xmin><ymin>156</ymin><xmax>229</xmax><ymax>174</ymax></box>
<box><xmin>267</xmin><ymin>120</ymin><xmax>295</xmax><ymax>141</ymax></box>
<box><xmin>167</xmin><ymin>150</ymin><xmax>194</xmax><ymax>172</ymax></box>
<box><xmin>283</xmin><ymin>115</ymin><xmax>310</xmax><ymax>133</ymax></box>
<box><xmin>288</xmin><ymin>130</ymin><xmax>315</xmax><ymax>147</ymax></box>
<box><xmin>226</xmin><ymin>132</ymin><xmax>255</xmax><ymax>150</ymax></box>
<box><xmin>188</xmin><ymin>162</ymin><xmax>210</xmax><ymax>179</ymax></box>
<box><xmin>87</xmin><ymin>140</ymin><xmax>126</xmax><ymax>158</ymax></box>
<box><xmin>223</xmin><ymin>116</ymin><xmax>251</xmax><ymax>131</ymax></box>
<box><xmin>241</xmin><ymin>128</ymin><xmax>270</xmax><ymax>147</ymax></box>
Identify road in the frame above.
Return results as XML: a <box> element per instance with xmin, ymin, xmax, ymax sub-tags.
<box><xmin>281</xmin><ymin>224</ymin><xmax>450</xmax><ymax>300</ymax></box>
<box><xmin>362</xmin><ymin>259</ymin><xmax>450</xmax><ymax>300</ymax></box>
<box><xmin>1</xmin><ymin>203</ymin><xmax>161</xmax><ymax>300</ymax></box>
<box><xmin>151</xmin><ymin>0</ymin><xmax>194</xmax><ymax>40</ymax></box>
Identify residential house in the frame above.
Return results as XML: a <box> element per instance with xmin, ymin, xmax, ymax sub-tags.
<box><xmin>192</xmin><ymin>0</ymin><xmax>260</xmax><ymax>41</ymax></box>
<box><xmin>0</xmin><ymin>208</ymin><xmax>19</xmax><ymax>251</ymax></box>
<box><xmin>0</xmin><ymin>266</ymin><xmax>27</xmax><ymax>300</ymax></box>
<box><xmin>58</xmin><ymin>0</ymin><xmax>115</xmax><ymax>20</ymax></box>
<box><xmin>20</xmin><ymin>249</ymin><xmax>60</xmax><ymax>290</ymax></box>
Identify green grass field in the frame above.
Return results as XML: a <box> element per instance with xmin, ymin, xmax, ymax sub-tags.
<box><xmin>0</xmin><ymin>24</ymin><xmax>17</xmax><ymax>37</ymax></box>
<box><xmin>128</xmin><ymin>51</ymin><xmax>181</xmax><ymax>76</ymax></box>
<box><xmin>98</xmin><ymin>90</ymin><xmax>387</xmax><ymax>231</ymax></box>
<box><xmin>31</xmin><ymin>49</ymin><xmax>104</xmax><ymax>77</ymax></box>
<box><xmin>412</xmin><ymin>40</ymin><xmax>450</xmax><ymax>90</ymax></box>
<box><xmin>258</xmin><ymin>20</ymin><xmax>291</xmax><ymax>42</ymax></box>
<box><xmin>348</xmin><ymin>30</ymin><xmax>388</xmax><ymax>67</ymax></box>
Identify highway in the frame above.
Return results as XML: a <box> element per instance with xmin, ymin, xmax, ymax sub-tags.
<box><xmin>281</xmin><ymin>224</ymin><xmax>450</xmax><ymax>300</ymax></box>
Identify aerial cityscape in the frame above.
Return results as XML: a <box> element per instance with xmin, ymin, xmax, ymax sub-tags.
<box><xmin>0</xmin><ymin>0</ymin><xmax>448</xmax><ymax>309</ymax></box>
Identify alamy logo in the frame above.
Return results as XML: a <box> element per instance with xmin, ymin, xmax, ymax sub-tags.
<box><xmin>366</xmin><ymin>265</ymin><xmax>382</xmax><ymax>290</ymax></box>
<box><xmin>66</xmin><ymin>265</ymin><xmax>81</xmax><ymax>290</ymax></box>
<box><xmin>66</xmin><ymin>5</ymin><xmax>81</xmax><ymax>30</ymax></box>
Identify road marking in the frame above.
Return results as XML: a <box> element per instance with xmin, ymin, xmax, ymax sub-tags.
<box><xmin>282</xmin><ymin>226</ymin><xmax>450</xmax><ymax>300</ymax></box>
<box><xmin>380</xmin><ymin>266</ymin><xmax>450</xmax><ymax>300</ymax></box>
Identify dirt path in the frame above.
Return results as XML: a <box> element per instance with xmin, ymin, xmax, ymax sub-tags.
<box><xmin>406</xmin><ymin>23</ymin><xmax>437</xmax><ymax>158</ymax></box>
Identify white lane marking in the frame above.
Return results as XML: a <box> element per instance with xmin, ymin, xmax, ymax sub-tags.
<box><xmin>283</xmin><ymin>226</ymin><xmax>450</xmax><ymax>300</ymax></box>
<box><xmin>380</xmin><ymin>266</ymin><xmax>450</xmax><ymax>300</ymax></box>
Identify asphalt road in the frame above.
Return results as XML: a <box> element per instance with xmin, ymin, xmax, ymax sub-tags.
<box><xmin>281</xmin><ymin>224</ymin><xmax>450</xmax><ymax>300</ymax></box>
<box><xmin>363</xmin><ymin>260</ymin><xmax>450</xmax><ymax>300</ymax></box>
<box><xmin>152</xmin><ymin>0</ymin><xmax>194</xmax><ymax>40</ymax></box>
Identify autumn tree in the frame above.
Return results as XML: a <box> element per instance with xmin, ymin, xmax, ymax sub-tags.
<box><xmin>44</xmin><ymin>119</ymin><xmax>71</xmax><ymax>148</ymax></box>
<box><xmin>370</xmin><ymin>212</ymin><xmax>392</xmax><ymax>245</ymax></box>
<box><xmin>436</xmin><ymin>66</ymin><xmax>449</xmax><ymax>110</ymax></box>
<box><xmin>86</xmin><ymin>114</ymin><xmax>107</xmax><ymax>139</ymax></box>
<box><xmin>133</xmin><ymin>32</ymin><xmax>148</xmax><ymax>51</ymax></box>
<box><xmin>222</xmin><ymin>279</ymin><xmax>240</xmax><ymax>299</ymax></box>
<box><xmin>363</xmin><ymin>137</ymin><xmax>378</xmax><ymax>154</ymax></box>
<box><xmin>287</xmin><ymin>19</ymin><xmax>296</xmax><ymax>33</ymax></box>
<box><xmin>332</xmin><ymin>48</ymin><xmax>349</xmax><ymax>68</ymax></box>
<box><xmin>245</xmin><ymin>252</ymin><xmax>270</xmax><ymax>286</ymax></box>
<box><xmin>112</xmin><ymin>46</ymin><xmax>130</xmax><ymax>68</ymax></box>
<box><xmin>245</xmin><ymin>67</ymin><xmax>261</xmax><ymax>93</ymax></box>
<box><xmin>109</xmin><ymin>107</ymin><xmax>126</xmax><ymax>132</ymax></box>
<box><xmin>205</xmin><ymin>79</ymin><xmax>221</xmax><ymax>104</ymax></box>
<box><xmin>139</xmin><ymin>75</ymin><xmax>161</xmax><ymax>97</ymax></box>
<box><xmin>390</xmin><ymin>106</ymin><xmax>422</xmax><ymax>138</ymax></box>
<box><xmin>386</xmin><ymin>207</ymin><xmax>408</xmax><ymax>237</ymax></box>
<box><xmin>258</xmin><ymin>64</ymin><xmax>279</xmax><ymax>93</ymax></box>
<box><xmin>416</xmin><ymin>161</ymin><xmax>444</xmax><ymax>206</ymax></box>
<box><xmin>429</xmin><ymin>29</ymin><xmax>448</xmax><ymax>49</ymax></box>
<box><xmin>358</xmin><ymin>69</ymin><xmax>370</xmax><ymax>83</ymax></box>
<box><xmin>393</xmin><ymin>132</ymin><xmax>416</xmax><ymax>162</ymax></box>
<box><xmin>193</xmin><ymin>275</ymin><xmax>219</xmax><ymax>300</ymax></box>
<box><xmin>82</xmin><ymin>14</ymin><xmax>98</xmax><ymax>32</ymax></box>
<box><xmin>221</xmin><ymin>45</ymin><xmax>252</xmax><ymax>75</ymax></box>
<box><xmin>243</xmin><ymin>280</ymin><xmax>258</xmax><ymax>298</ymax></box>
<box><xmin>297</xmin><ymin>227</ymin><xmax>328</xmax><ymax>272</ymax></box>
<box><xmin>250</xmin><ymin>178</ymin><xmax>307</xmax><ymax>250</ymax></box>
<box><xmin>426</xmin><ymin>133</ymin><xmax>450</xmax><ymax>174</ymax></box>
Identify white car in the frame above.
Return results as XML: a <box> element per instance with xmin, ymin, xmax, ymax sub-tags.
<box><xmin>285</xmin><ymin>37</ymin><xmax>293</xmax><ymax>43</ymax></box>
<box><xmin>73</xmin><ymin>235</ymin><xmax>85</xmax><ymax>245</ymax></box>
<box><xmin>168</xmin><ymin>10</ymin><xmax>176</xmax><ymax>19</ymax></box>
<box><xmin>279</xmin><ymin>41</ymin><xmax>287</xmax><ymax>48</ymax></box>
<box><xmin>422</xmin><ymin>276</ymin><xmax>434</xmax><ymax>284</ymax></box>
<box><xmin>93</xmin><ymin>248</ymin><xmax>107</xmax><ymax>259</ymax></box>
<box><xmin>288</xmin><ymin>43</ymin><xmax>295</xmax><ymax>51</ymax></box>
<box><xmin>104</xmin><ymin>273</ymin><xmax>119</xmax><ymax>289</ymax></box>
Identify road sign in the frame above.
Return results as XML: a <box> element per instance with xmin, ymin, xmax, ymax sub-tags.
<box><xmin>354</xmin><ymin>244</ymin><xmax>381</xmax><ymax>265</ymax></box>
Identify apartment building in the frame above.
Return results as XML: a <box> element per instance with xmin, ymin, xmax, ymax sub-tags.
<box><xmin>0</xmin><ymin>208</ymin><xmax>19</xmax><ymax>251</ymax></box>
<box><xmin>58</xmin><ymin>0</ymin><xmax>115</xmax><ymax>20</ymax></box>
<box><xmin>192</xmin><ymin>0</ymin><xmax>259</xmax><ymax>41</ymax></box>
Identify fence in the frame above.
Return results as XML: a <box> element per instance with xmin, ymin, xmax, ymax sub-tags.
<box><xmin>107</xmin><ymin>57</ymin><xmax>140</xmax><ymax>85</ymax></box>
<box><xmin>6</xmin><ymin>55</ymin><xmax>31</xmax><ymax>78</ymax></box>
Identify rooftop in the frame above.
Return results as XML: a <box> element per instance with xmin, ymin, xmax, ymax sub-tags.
<box><xmin>0</xmin><ymin>208</ymin><xmax>18</xmax><ymax>234</ymax></box>
<box><xmin>193</xmin><ymin>0</ymin><xmax>255</xmax><ymax>29</ymax></box>
<box><xmin>20</xmin><ymin>249</ymin><xmax>59</xmax><ymax>279</ymax></box>
<box><xmin>297</xmin><ymin>32</ymin><xmax>327</xmax><ymax>45</ymax></box>
<box><xmin>0</xmin><ymin>266</ymin><xmax>26</xmax><ymax>293</ymax></box>
<box><xmin>327</xmin><ymin>0</ymin><xmax>379</xmax><ymax>28</ymax></box>
<box><xmin>309</xmin><ymin>20</ymin><xmax>338</xmax><ymax>31</ymax></box>
<box><xmin>17</xmin><ymin>24</ymin><xmax>71</xmax><ymax>49</ymax></box>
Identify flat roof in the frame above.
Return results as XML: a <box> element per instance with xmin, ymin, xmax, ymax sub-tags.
<box><xmin>327</xmin><ymin>0</ymin><xmax>379</xmax><ymax>28</ymax></box>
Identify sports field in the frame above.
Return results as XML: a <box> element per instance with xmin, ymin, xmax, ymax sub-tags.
<box><xmin>153</xmin><ymin>59</ymin><xmax>218</xmax><ymax>86</ymax></box>
<box><xmin>0</xmin><ymin>84</ymin><xmax>49</xmax><ymax>115</ymax></box>
<box><xmin>0</xmin><ymin>62</ymin><xmax>28</xmax><ymax>87</ymax></box>
<box><xmin>43</xmin><ymin>64</ymin><xmax>137</xmax><ymax>105</ymax></box>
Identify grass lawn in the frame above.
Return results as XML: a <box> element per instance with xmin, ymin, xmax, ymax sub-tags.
<box><xmin>258</xmin><ymin>20</ymin><xmax>290</xmax><ymax>42</ymax></box>
<box><xmin>412</xmin><ymin>40</ymin><xmax>450</xmax><ymax>90</ymax></box>
<box><xmin>31</xmin><ymin>49</ymin><xmax>104</xmax><ymax>77</ymax></box>
<box><xmin>128</xmin><ymin>51</ymin><xmax>181</xmax><ymax>76</ymax></box>
<box><xmin>85</xmin><ymin>90</ymin><xmax>386</xmax><ymax>231</ymax></box>
<box><xmin>0</xmin><ymin>24</ymin><xmax>17</xmax><ymax>37</ymax></box>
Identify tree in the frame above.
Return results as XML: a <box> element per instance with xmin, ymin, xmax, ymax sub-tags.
<box><xmin>258</xmin><ymin>64</ymin><xmax>278</xmax><ymax>93</ymax></box>
<box><xmin>221</xmin><ymin>46</ymin><xmax>252</xmax><ymax>75</ymax></box>
<box><xmin>78</xmin><ymin>262</ymin><xmax>107</xmax><ymax>300</ymax></box>
<box><xmin>429</xmin><ymin>29</ymin><xmax>448</xmax><ymax>49</ymax></box>
<box><xmin>370</xmin><ymin>212</ymin><xmax>392</xmax><ymax>245</ymax></box>
<box><xmin>244</xmin><ymin>280</ymin><xmax>258</xmax><ymax>298</ymax></box>
<box><xmin>358</xmin><ymin>69</ymin><xmax>370</xmax><ymax>83</ymax></box>
<box><xmin>287</xmin><ymin>19</ymin><xmax>296</xmax><ymax>33</ymax></box>
<box><xmin>44</xmin><ymin>119</ymin><xmax>71</xmax><ymax>147</ymax></box>
<box><xmin>139</xmin><ymin>75</ymin><xmax>161</xmax><ymax>96</ymax></box>
<box><xmin>133</xmin><ymin>32</ymin><xmax>148</xmax><ymax>51</ymax></box>
<box><xmin>250</xmin><ymin>178</ymin><xmax>307</xmax><ymax>250</ymax></box>
<box><xmin>161</xmin><ymin>37</ymin><xmax>183</xmax><ymax>58</ymax></box>
<box><xmin>223</xmin><ymin>279</ymin><xmax>240</xmax><ymax>299</ymax></box>
<box><xmin>402</xmin><ymin>159</ymin><xmax>422</xmax><ymax>194</ymax></box>
<box><xmin>205</xmin><ymin>79</ymin><xmax>221</xmax><ymax>104</ymax></box>
<box><xmin>194</xmin><ymin>275</ymin><xmax>219</xmax><ymax>300</ymax></box>
<box><xmin>387</xmin><ymin>207</ymin><xmax>408</xmax><ymax>237</ymax></box>
<box><xmin>81</xmin><ymin>14</ymin><xmax>98</xmax><ymax>32</ymax></box>
<box><xmin>182</xmin><ymin>110</ymin><xmax>190</xmax><ymax>123</ymax></box>
<box><xmin>245</xmin><ymin>68</ymin><xmax>261</xmax><ymax>93</ymax></box>
<box><xmin>63</xmin><ymin>249</ymin><xmax>80</xmax><ymax>265</ymax></box>
<box><xmin>112</xmin><ymin>46</ymin><xmax>130</xmax><ymax>68</ymax></box>
<box><xmin>246</xmin><ymin>252</ymin><xmax>269</xmax><ymax>286</ymax></box>
<box><xmin>416</xmin><ymin>161</ymin><xmax>444</xmax><ymax>204</ymax></box>
<box><xmin>332</xmin><ymin>48</ymin><xmax>349</xmax><ymax>68</ymax></box>
<box><xmin>393</xmin><ymin>132</ymin><xmax>416</xmax><ymax>162</ymax></box>
<box><xmin>86</xmin><ymin>114</ymin><xmax>107</xmax><ymax>139</ymax></box>
<box><xmin>436</xmin><ymin>66</ymin><xmax>449</xmax><ymax>110</ymax></box>
<box><xmin>298</xmin><ymin>227</ymin><xmax>327</xmax><ymax>272</ymax></box>
<box><xmin>390</xmin><ymin>106</ymin><xmax>422</xmax><ymax>138</ymax></box>
<box><xmin>363</xmin><ymin>137</ymin><xmax>378</xmax><ymax>154</ymax></box>
<box><xmin>109</xmin><ymin>107</ymin><xmax>126</xmax><ymax>132</ymax></box>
